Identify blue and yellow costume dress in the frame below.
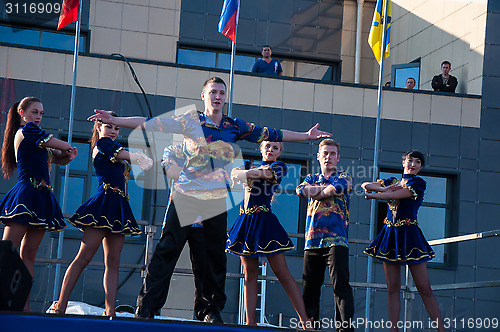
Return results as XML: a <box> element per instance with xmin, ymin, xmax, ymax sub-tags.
<box><xmin>0</xmin><ymin>122</ymin><xmax>65</xmax><ymax>231</ymax></box>
<box><xmin>226</xmin><ymin>160</ymin><xmax>294</xmax><ymax>258</ymax></box>
<box><xmin>68</xmin><ymin>137</ymin><xmax>140</xmax><ymax>235</ymax></box>
<box><xmin>364</xmin><ymin>174</ymin><xmax>435</xmax><ymax>264</ymax></box>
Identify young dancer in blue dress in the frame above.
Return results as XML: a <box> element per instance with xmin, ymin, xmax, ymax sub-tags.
<box><xmin>53</xmin><ymin>112</ymin><xmax>152</xmax><ymax>316</ymax></box>
<box><xmin>0</xmin><ymin>97</ymin><xmax>77</xmax><ymax>311</ymax></box>
<box><xmin>362</xmin><ymin>150</ymin><xmax>445</xmax><ymax>332</ymax></box>
<box><xmin>227</xmin><ymin>141</ymin><xmax>310</xmax><ymax>327</ymax></box>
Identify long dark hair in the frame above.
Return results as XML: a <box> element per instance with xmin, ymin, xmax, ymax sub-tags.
<box><xmin>90</xmin><ymin>111</ymin><xmax>118</xmax><ymax>150</ymax></box>
<box><xmin>2</xmin><ymin>97</ymin><xmax>41</xmax><ymax>178</ymax></box>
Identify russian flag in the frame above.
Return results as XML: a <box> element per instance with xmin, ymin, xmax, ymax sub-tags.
<box><xmin>218</xmin><ymin>0</ymin><xmax>239</xmax><ymax>42</ymax></box>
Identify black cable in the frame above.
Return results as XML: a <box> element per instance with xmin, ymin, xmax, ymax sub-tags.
<box><xmin>111</xmin><ymin>53</ymin><xmax>153</xmax><ymax>118</ymax></box>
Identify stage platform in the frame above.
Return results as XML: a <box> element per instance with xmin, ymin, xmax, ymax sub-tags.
<box><xmin>0</xmin><ymin>312</ymin><xmax>296</xmax><ymax>332</ymax></box>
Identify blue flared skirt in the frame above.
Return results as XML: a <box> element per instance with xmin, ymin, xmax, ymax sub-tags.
<box><xmin>0</xmin><ymin>181</ymin><xmax>65</xmax><ymax>231</ymax></box>
<box><xmin>364</xmin><ymin>224</ymin><xmax>435</xmax><ymax>264</ymax></box>
<box><xmin>68</xmin><ymin>190</ymin><xmax>140</xmax><ymax>235</ymax></box>
<box><xmin>226</xmin><ymin>211</ymin><xmax>294</xmax><ymax>258</ymax></box>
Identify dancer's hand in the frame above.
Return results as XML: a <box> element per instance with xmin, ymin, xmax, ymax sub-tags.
<box><xmin>306</xmin><ymin>123</ymin><xmax>332</xmax><ymax>140</ymax></box>
<box><xmin>231</xmin><ymin>169</ymin><xmax>245</xmax><ymax>187</ymax></box>
<box><xmin>88</xmin><ymin>109</ymin><xmax>115</xmax><ymax>124</ymax></box>
<box><xmin>134</xmin><ymin>151</ymin><xmax>153</xmax><ymax>171</ymax></box>
<box><xmin>322</xmin><ymin>184</ymin><xmax>337</xmax><ymax>197</ymax></box>
<box><xmin>66</xmin><ymin>147</ymin><xmax>78</xmax><ymax>161</ymax></box>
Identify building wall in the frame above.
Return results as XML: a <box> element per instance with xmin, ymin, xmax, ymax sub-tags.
<box><xmin>341</xmin><ymin>0</ymin><xmax>379</xmax><ymax>84</ymax></box>
<box><xmin>339</xmin><ymin>0</ymin><xmax>487</xmax><ymax>94</ymax></box>
<box><xmin>84</xmin><ymin>0</ymin><xmax>488</xmax><ymax>92</ymax></box>
<box><xmin>88</xmin><ymin>0</ymin><xmax>181</xmax><ymax>63</ymax></box>
<box><xmin>386</xmin><ymin>0</ymin><xmax>487</xmax><ymax>94</ymax></box>
<box><xmin>473</xmin><ymin>1</ymin><xmax>500</xmax><ymax>321</ymax></box>
<box><xmin>178</xmin><ymin>0</ymin><xmax>343</xmax><ymax>60</ymax></box>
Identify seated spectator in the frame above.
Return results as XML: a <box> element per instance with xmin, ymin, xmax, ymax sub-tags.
<box><xmin>405</xmin><ymin>77</ymin><xmax>416</xmax><ymax>89</ymax></box>
<box><xmin>251</xmin><ymin>45</ymin><xmax>283</xmax><ymax>76</ymax></box>
<box><xmin>431</xmin><ymin>61</ymin><xmax>458</xmax><ymax>93</ymax></box>
<box><xmin>384</xmin><ymin>81</ymin><xmax>391</xmax><ymax>87</ymax></box>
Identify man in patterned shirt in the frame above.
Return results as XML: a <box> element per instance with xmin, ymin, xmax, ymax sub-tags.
<box><xmin>89</xmin><ymin>77</ymin><xmax>331</xmax><ymax>323</ymax></box>
<box><xmin>296</xmin><ymin>139</ymin><xmax>354</xmax><ymax>331</ymax></box>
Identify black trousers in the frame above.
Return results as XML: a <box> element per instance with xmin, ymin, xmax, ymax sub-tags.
<box><xmin>303</xmin><ymin>246</ymin><xmax>354</xmax><ymax>332</ymax></box>
<box><xmin>136</xmin><ymin>194</ymin><xmax>227</xmax><ymax>319</ymax></box>
<box><xmin>188</xmin><ymin>227</ymin><xmax>206</xmax><ymax>319</ymax></box>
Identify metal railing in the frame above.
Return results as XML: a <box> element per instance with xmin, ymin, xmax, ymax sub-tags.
<box><xmin>35</xmin><ymin>224</ymin><xmax>499</xmax><ymax>329</ymax></box>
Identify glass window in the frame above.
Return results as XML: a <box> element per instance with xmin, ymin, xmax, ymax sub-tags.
<box><xmin>217</xmin><ymin>53</ymin><xmax>256</xmax><ymax>71</ymax></box>
<box><xmin>128</xmin><ymin>178</ymin><xmax>144</xmax><ymax>219</ymax></box>
<box><xmin>391</xmin><ymin>62</ymin><xmax>421</xmax><ymax>89</ymax></box>
<box><xmin>65</xmin><ymin>142</ymin><xmax>90</xmax><ymax>171</ymax></box>
<box><xmin>0</xmin><ymin>25</ymin><xmax>40</xmax><ymax>46</ymax></box>
<box><xmin>295</xmin><ymin>62</ymin><xmax>332</xmax><ymax>81</ymax></box>
<box><xmin>40</xmin><ymin>31</ymin><xmax>86</xmax><ymax>52</ymax></box>
<box><xmin>0</xmin><ymin>24</ymin><xmax>88</xmax><ymax>52</ymax></box>
<box><xmin>279</xmin><ymin>60</ymin><xmax>295</xmax><ymax>77</ymax></box>
<box><xmin>280</xmin><ymin>162</ymin><xmax>303</xmax><ymax>190</ymax></box>
<box><xmin>59</xmin><ymin>175</ymin><xmax>85</xmax><ymax>215</ymax></box>
<box><xmin>418</xmin><ymin>206</ymin><xmax>446</xmax><ymax>263</ymax></box>
<box><xmin>420</xmin><ymin>175</ymin><xmax>447</xmax><ymax>204</ymax></box>
<box><xmin>176</xmin><ymin>46</ymin><xmax>339</xmax><ymax>82</ymax></box>
<box><xmin>0</xmin><ymin>0</ymin><xmax>90</xmax><ymax>52</ymax></box>
<box><xmin>178</xmin><ymin>48</ymin><xmax>216</xmax><ymax>68</ymax></box>
<box><xmin>273</xmin><ymin>192</ymin><xmax>300</xmax><ymax>248</ymax></box>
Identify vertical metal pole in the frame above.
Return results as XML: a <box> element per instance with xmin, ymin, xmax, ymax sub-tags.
<box><xmin>228</xmin><ymin>40</ymin><xmax>236</xmax><ymax>118</ymax></box>
<box><xmin>365</xmin><ymin>1</ymin><xmax>389</xmax><ymax>330</ymax></box>
<box><xmin>404</xmin><ymin>265</ymin><xmax>414</xmax><ymax>332</ymax></box>
<box><xmin>238</xmin><ymin>262</ymin><xmax>245</xmax><ymax>325</ymax></box>
<box><xmin>259</xmin><ymin>261</ymin><xmax>267</xmax><ymax>324</ymax></box>
<box><xmin>354</xmin><ymin>0</ymin><xmax>365</xmax><ymax>83</ymax></box>
<box><xmin>52</xmin><ymin>3</ymin><xmax>82</xmax><ymax>302</ymax></box>
<box><xmin>227</xmin><ymin>1</ymin><xmax>239</xmax><ymax>118</ymax></box>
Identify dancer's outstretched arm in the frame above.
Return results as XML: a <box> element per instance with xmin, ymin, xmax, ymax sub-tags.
<box><xmin>88</xmin><ymin>109</ymin><xmax>146</xmax><ymax>128</ymax></box>
<box><xmin>282</xmin><ymin>123</ymin><xmax>331</xmax><ymax>141</ymax></box>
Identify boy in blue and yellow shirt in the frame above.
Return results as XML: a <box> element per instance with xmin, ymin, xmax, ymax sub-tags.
<box><xmin>296</xmin><ymin>139</ymin><xmax>354</xmax><ymax>331</ymax></box>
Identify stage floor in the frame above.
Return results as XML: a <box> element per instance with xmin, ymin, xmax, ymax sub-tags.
<box><xmin>0</xmin><ymin>312</ymin><xmax>296</xmax><ymax>332</ymax></box>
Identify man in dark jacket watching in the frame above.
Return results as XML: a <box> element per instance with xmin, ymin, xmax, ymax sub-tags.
<box><xmin>431</xmin><ymin>61</ymin><xmax>458</xmax><ymax>93</ymax></box>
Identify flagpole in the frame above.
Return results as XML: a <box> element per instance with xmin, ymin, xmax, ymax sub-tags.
<box><xmin>227</xmin><ymin>2</ymin><xmax>239</xmax><ymax>119</ymax></box>
<box><xmin>364</xmin><ymin>0</ymin><xmax>389</xmax><ymax>330</ymax></box>
<box><xmin>228</xmin><ymin>37</ymin><xmax>236</xmax><ymax>118</ymax></box>
<box><xmin>52</xmin><ymin>2</ymin><xmax>82</xmax><ymax>302</ymax></box>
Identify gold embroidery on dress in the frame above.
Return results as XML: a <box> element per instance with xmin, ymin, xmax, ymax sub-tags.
<box><xmin>240</xmin><ymin>205</ymin><xmax>270</xmax><ymax>214</ymax></box>
<box><xmin>37</xmin><ymin>134</ymin><xmax>53</xmax><ymax>148</ymax></box>
<box><xmin>110</xmin><ymin>146</ymin><xmax>124</xmax><ymax>163</ymax></box>
<box><xmin>30</xmin><ymin>178</ymin><xmax>53</xmax><ymax>191</ymax></box>
<box><xmin>102</xmin><ymin>183</ymin><xmax>130</xmax><ymax>200</ymax></box>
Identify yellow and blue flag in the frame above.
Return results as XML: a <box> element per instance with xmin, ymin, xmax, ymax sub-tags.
<box><xmin>368</xmin><ymin>0</ymin><xmax>391</xmax><ymax>64</ymax></box>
